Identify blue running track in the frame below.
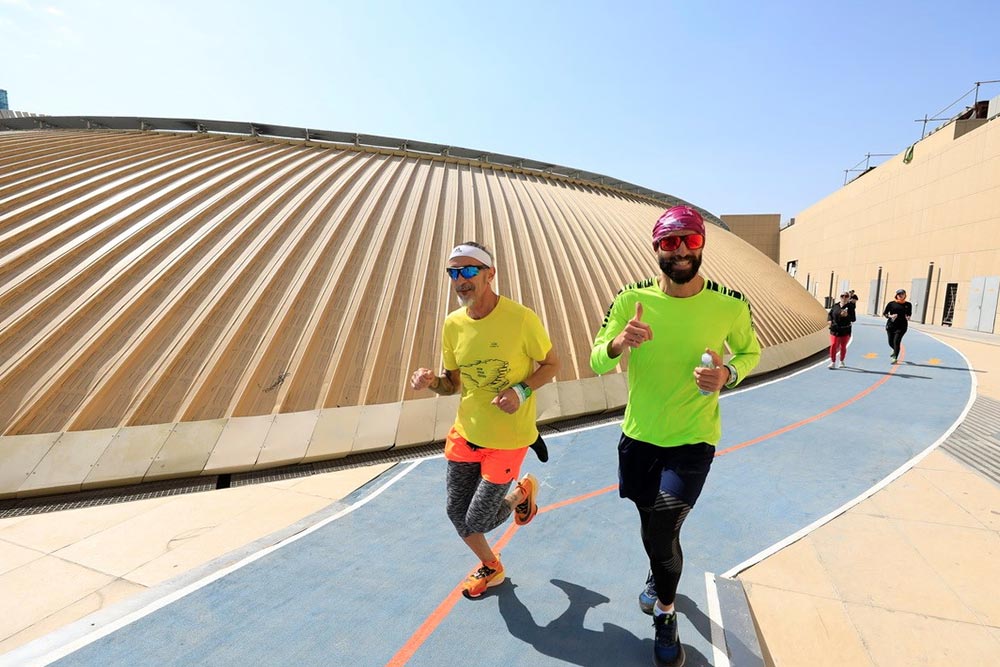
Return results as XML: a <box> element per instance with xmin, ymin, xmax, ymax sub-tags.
<box><xmin>7</xmin><ymin>318</ymin><xmax>975</xmax><ymax>667</ymax></box>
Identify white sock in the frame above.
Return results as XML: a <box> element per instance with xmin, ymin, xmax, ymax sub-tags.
<box><xmin>653</xmin><ymin>605</ymin><xmax>674</xmax><ymax>617</ymax></box>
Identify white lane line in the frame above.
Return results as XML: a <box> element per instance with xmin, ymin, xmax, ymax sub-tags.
<box><xmin>722</xmin><ymin>339</ymin><xmax>977</xmax><ymax>578</ymax></box>
<box><xmin>705</xmin><ymin>572</ymin><xmax>731</xmax><ymax>667</ymax></box>
<box><xmin>8</xmin><ymin>459</ymin><xmax>427</xmax><ymax>667</ymax></box>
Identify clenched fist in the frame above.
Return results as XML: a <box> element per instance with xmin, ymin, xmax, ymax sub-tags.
<box><xmin>410</xmin><ymin>368</ymin><xmax>436</xmax><ymax>391</ymax></box>
<box><xmin>491</xmin><ymin>387</ymin><xmax>521</xmax><ymax>414</ymax></box>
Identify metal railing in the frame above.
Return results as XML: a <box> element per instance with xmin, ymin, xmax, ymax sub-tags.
<box><xmin>841</xmin><ymin>79</ymin><xmax>1000</xmax><ymax>185</ymax></box>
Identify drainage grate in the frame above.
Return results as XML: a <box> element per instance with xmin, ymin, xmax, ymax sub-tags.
<box><xmin>230</xmin><ymin>442</ymin><xmax>450</xmax><ymax>486</ymax></box>
<box><xmin>0</xmin><ymin>478</ymin><xmax>217</xmax><ymax>518</ymax></box>
<box><xmin>942</xmin><ymin>395</ymin><xmax>1000</xmax><ymax>487</ymax></box>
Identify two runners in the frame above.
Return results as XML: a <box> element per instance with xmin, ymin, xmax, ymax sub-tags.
<box><xmin>412</xmin><ymin>208</ymin><xmax>761</xmax><ymax>667</ymax></box>
<box><xmin>410</xmin><ymin>242</ymin><xmax>559</xmax><ymax>599</ymax></box>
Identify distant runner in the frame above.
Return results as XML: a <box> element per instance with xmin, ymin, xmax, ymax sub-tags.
<box><xmin>883</xmin><ymin>288</ymin><xmax>912</xmax><ymax>363</ymax></box>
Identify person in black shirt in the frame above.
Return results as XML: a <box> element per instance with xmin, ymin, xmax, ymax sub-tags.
<box><xmin>827</xmin><ymin>292</ymin><xmax>856</xmax><ymax>368</ymax></box>
<box><xmin>882</xmin><ymin>289</ymin><xmax>912</xmax><ymax>363</ymax></box>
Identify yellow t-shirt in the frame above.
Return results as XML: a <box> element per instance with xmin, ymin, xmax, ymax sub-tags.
<box><xmin>442</xmin><ymin>296</ymin><xmax>552</xmax><ymax>449</ymax></box>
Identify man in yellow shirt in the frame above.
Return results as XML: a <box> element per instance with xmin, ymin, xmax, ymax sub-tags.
<box><xmin>410</xmin><ymin>242</ymin><xmax>560</xmax><ymax>599</ymax></box>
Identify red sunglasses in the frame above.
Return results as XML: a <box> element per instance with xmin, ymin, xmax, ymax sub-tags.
<box><xmin>656</xmin><ymin>233</ymin><xmax>705</xmax><ymax>252</ymax></box>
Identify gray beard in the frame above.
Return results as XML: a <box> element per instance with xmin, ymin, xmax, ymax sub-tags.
<box><xmin>456</xmin><ymin>290</ymin><xmax>474</xmax><ymax>307</ymax></box>
<box><xmin>659</xmin><ymin>254</ymin><xmax>702</xmax><ymax>284</ymax></box>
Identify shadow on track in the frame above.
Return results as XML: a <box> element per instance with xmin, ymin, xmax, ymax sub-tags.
<box><xmin>836</xmin><ymin>367</ymin><xmax>932</xmax><ymax>379</ymax></box>
<box><xmin>899</xmin><ymin>361</ymin><xmax>986</xmax><ymax>373</ymax></box>
<box><xmin>495</xmin><ymin>579</ymin><xmax>712</xmax><ymax>667</ymax></box>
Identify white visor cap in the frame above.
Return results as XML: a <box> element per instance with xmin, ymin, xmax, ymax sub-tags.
<box><xmin>448</xmin><ymin>244</ymin><xmax>493</xmax><ymax>267</ymax></box>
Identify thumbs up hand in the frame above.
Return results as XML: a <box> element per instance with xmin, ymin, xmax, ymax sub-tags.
<box><xmin>611</xmin><ymin>300</ymin><xmax>654</xmax><ymax>357</ymax></box>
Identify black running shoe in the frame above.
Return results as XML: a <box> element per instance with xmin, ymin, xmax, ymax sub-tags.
<box><xmin>653</xmin><ymin>611</ymin><xmax>685</xmax><ymax>667</ymax></box>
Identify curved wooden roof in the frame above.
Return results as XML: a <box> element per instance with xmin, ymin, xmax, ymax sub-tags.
<box><xmin>0</xmin><ymin>127</ymin><xmax>827</xmax><ymax>441</ymax></box>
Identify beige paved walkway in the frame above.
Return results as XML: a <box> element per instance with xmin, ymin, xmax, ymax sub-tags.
<box><xmin>0</xmin><ymin>324</ymin><xmax>997</xmax><ymax>665</ymax></box>
<box><xmin>740</xmin><ymin>324</ymin><xmax>1000</xmax><ymax>666</ymax></box>
<box><xmin>0</xmin><ymin>464</ymin><xmax>391</xmax><ymax>655</ymax></box>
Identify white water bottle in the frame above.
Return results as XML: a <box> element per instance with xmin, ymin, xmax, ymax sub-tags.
<box><xmin>698</xmin><ymin>352</ymin><xmax>714</xmax><ymax>396</ymax></box>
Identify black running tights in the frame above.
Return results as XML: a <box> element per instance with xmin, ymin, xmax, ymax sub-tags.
<box><xmin>886</xmin><ymin>328</ymin><xmax>906</xmax><ymax>358</ymax></box>
<box><xmin>638</xmin><ymin>492</ymin><xmax>692</xmax><ymax>606</ymax></box>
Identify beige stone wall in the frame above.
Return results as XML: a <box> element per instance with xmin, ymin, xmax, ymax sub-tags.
<box><xmin>721</xmin><ymin>213</ymin><xmax>781</xmax><ymax>263</ymax></box>
<box><xmin>780</xmin><ymin>116</ymin><xmax>1000</xmax><ymax>332</ymax></box>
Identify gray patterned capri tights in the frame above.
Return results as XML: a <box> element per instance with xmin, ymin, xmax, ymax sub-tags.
<box><xmin>446</xmin><ymin>461</ymin><xmax>514</xmax><ymax>538</ymax></box>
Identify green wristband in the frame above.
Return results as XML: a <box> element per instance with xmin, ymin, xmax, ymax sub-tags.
<box><xmin>513</xmin><ymin>382</ymin><xmax>532</xmax><ymax>401</ymax></box>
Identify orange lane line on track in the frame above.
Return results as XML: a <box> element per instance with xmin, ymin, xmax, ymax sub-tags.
<box><xmin>384</xmin><ymin>522</ymin><xmax>521</xmax><ymax>667</ymax></box>
<box><xmin>537</xmin><ymin>484</ymin><xmax>619</xmax><ymax>515</ymax></box>
<box><xmin>716</xmin><ymin>350</ymin><xmax>902</xmax><ymax>457</ymax></box>
<box><xmin>386</xmin><ymin>352</ymin><xmax>903</xmax><ymax>666</ymax></box>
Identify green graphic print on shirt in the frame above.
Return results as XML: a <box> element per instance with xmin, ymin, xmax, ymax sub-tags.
<box><xmin>459</xmin><ymin>359</ymin><xmax>510</xmax><ymax>393</ymax></box>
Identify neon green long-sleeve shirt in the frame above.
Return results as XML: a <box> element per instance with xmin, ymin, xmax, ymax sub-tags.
<box><xmin>590</xmin><ymin>278</ymin><xmax>761</xmax><ymax>448</ymax></box>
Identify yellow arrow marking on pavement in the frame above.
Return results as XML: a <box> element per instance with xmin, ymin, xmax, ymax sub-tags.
<box><xmin>864</xmin><ymin>352</ymin><xmax>879</xmax><ymax>358</ymax></box>
<box><xmin>928</xmin><ymin>358</ymin><xmax>941</xmax><ymax>365</ymax></box>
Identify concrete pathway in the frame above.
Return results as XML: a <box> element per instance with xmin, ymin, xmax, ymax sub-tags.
<box><xmin>739</xmin><ymin>321</ymin><xmax>1000</xmax><ymax>666</ymax></box>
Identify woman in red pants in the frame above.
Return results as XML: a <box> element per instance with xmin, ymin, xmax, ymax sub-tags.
<box><xmin>827</xmin><ymin>292</ymin><xmax>855</xmax><ymax>368</ymax></box>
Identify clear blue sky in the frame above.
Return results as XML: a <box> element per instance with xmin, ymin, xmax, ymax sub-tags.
<box><xmin>3</xmin><ymin>0</ymin><xmax>999</xmax><ymax>221</ymax></box>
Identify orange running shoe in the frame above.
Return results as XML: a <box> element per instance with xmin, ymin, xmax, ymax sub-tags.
<box><xmin>513</xmin><ymin>474</ymin><xmax>538</xmax><ymax>526</ymax></box>
<box><xmin>462</xmin><ymin>558</ymin><xmax>505</xmax><ymax>599</ymax></box>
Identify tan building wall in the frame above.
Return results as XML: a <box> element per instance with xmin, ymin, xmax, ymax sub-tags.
<box><xmin>721</xmin><ymin>213</ymin><xmax>781</xmax><ymax>263</ymax></box>
<box><xmin>780</xmin><ymin>114</ymin><xmax>1000</xmax><ymax>332</ymax></box>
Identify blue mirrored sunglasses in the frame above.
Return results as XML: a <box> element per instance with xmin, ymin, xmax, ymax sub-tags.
<box><xmin>446</xmin><ymin>265</ymin><xmax>486</xmax><ymax>280</ymax></box>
